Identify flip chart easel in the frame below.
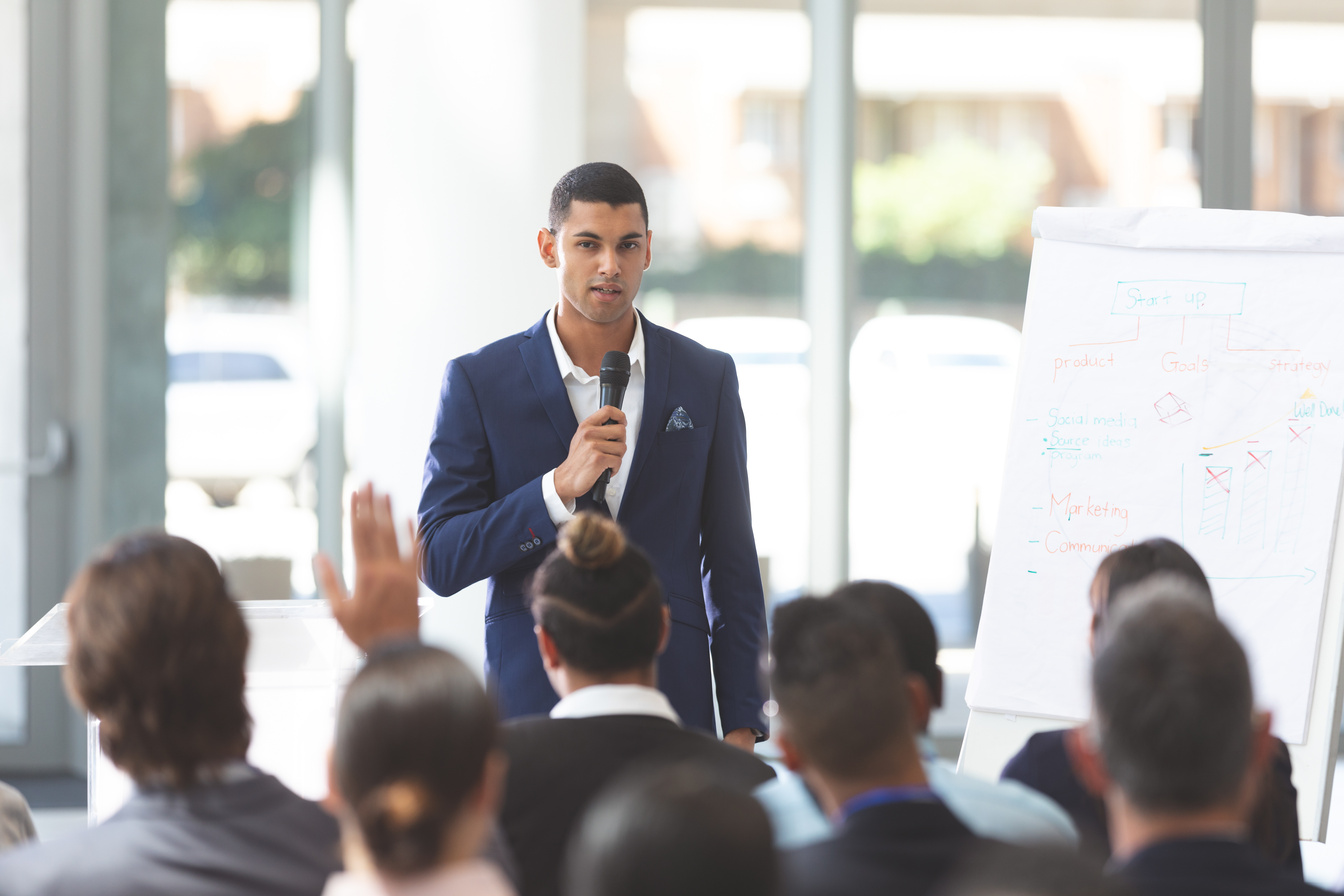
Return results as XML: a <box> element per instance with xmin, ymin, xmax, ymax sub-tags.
<box><xmin>959</xmin><ymin>207</ymin><xmax>1344</xmax><ymax>841</ymax></box>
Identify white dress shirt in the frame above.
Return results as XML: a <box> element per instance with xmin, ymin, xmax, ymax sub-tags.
<box><xmin>549</xmin><ymin>683</ymin><xmax>682</xmax><ymax>725</ymax></box>
<box><xmin>540</xmin><ymin>306</ymin><xmax>646</xmax><ymax>521</ymax></box>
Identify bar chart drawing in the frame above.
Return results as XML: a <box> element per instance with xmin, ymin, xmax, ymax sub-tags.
<box><xmin>1276</xmin><ymin>423</ymin><xmax>1313</xmax><ymax>553</ymax></box>
<box><xmin>1238</xmin><ymin>450</ymin><xmax>1272</xmax><ymax>548</ymax></box>
<box><xmin>1200</xmin><ymin>466</ymin><xmax>1233</xmax><ymax>539</ymax></box>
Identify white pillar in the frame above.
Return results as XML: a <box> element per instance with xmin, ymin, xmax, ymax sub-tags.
<box><xmin>310</xmin><ymin>0</ymin><xmax>353</xmax><ymax>566</ymax></box>
<box><xmin>1200</xmin><ymin>0</ymin><xmax>1255</xmax><ymax>209</ymax></box>
<box><xmin>804</xmin><ymin>0</ymin><xmax>855</xmax><ymax>594</ymax></box>
<box><xmin>349</xmin><ymin>0</ymin><xmax>585</xmax><ymax>666</ymax></box>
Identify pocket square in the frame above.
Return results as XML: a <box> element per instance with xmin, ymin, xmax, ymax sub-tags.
<box><xmin>665</xmin><ymin>406</ymin><xmax>694</xmax><ymax>431</ymax></box>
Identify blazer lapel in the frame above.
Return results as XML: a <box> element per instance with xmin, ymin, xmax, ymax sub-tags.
<box><xmin>625</xmin><ymin>311</ymin><xmax>669</xmax><ymax>498</ymax></box>
<box><xmin>519</xmin><ymin>314</ymin><xmax>578</xmax><ymax>451</ymax></box>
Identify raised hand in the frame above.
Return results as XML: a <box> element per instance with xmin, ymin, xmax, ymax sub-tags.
<box><xmin>315</xmin><ymin>483</ymin><xmax>422</xmax><ymax>651</ymax></box>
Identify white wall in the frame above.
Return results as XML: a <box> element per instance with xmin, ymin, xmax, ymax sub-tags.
<box><xmin>0</xmin><ymin>0</ymin><xmax>26</xmax><ymax>741</ymax></box>
<box><xmin>349</xmin><ymin>0</ymin><xmax>585</xmax><ymax>671</ymax></box>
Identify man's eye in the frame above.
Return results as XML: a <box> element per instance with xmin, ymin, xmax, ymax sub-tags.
<box><xmin>577</xmin><ymin>241</ymin><xmax>596</xmax><ymax>249</ymax></box>
<box><xmin>620</xmin><ymin>242</ymin><xmax>640</xmax><ymax>250</ymax></box>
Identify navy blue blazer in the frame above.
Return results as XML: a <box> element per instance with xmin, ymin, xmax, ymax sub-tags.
<box><xmin>418</xmin><ymin>312</ymin><xmax>768</xmax><ymax>737</ymax></box>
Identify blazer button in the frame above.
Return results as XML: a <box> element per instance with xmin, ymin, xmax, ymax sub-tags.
<box><xmin>519</xmin><ymin>544</ymin><xmax>527</xmax><ymax>551</ymax></box>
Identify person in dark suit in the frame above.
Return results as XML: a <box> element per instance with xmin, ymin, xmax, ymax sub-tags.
<box><xmin>1070</xmin><ymin>579</ymin><xmax>1330</xmax><ymax>896</ymax></box>
<box><xmin>500</xmin><ymin>512</ymin><xmax>775</xmax><ymax>896</ymax></box>
<box><xmin>1001</xmin><ymin>538</ymin><xmax>1302</xmax><ymax>875</ymax></box>
<box><xmin>417</xmin><ymin>162</ymin><xmax>766</xmax><ymax>746</ymax></box>
<box><xmin>565</xmin><ymin>765</ymin><xmax>778</xmax><ymax>896</ymax></box>
<box><xmin>771</xmin><ymin>596</ymin><xmax>978</xmax><ymax>896</ymax></box>
<box><xmin>0</xmin><ymin>534</ymin><xmax>340</xmax><ymax>896</ymax></box>
<box><xmin>320</xmin><ymin>495</ymin><xmax>774</xmax><ymax>896</ymax></box>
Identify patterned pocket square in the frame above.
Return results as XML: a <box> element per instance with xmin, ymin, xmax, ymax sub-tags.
<box><xmin>665</xmin><ymin>406</ymin><xmax>694</xmax><ymax>431</ymax></box>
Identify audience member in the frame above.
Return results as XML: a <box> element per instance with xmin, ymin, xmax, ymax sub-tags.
<box><xmin>320</xmin><ymin>499</ymin><xmax>774</xmax><ymax>896</ymax></box>
<box><xmin>757</xmin><ymin>581</ymin><xmax>1076</xmax><ymax>848</ymax></box>
<box><xmin>0</xmin><ymin>534</ymin><xmax>340</xmax><ymax>895</ymax></box>
<box><xmin>564</xmin><ymin>765</ymin><xmax>777</xmax><ymax>896</ymax></box>
<box><xmin>1001</xmin><ymin>538</ymin><xmax>1301</xmax><ymax>874</ymax></box>
<box><xmin>771</xmin><ymin>596</ymin><xmax>977</xmax><ymax>896</ymax></box>
<box><xmin>935</xmin><ymin>842</ymin><xmax>1132</xmax><ymax>896</ymax></box>
<box><xmin>1073</xmin><ymin>579</ymin><xmax>1327</xmax><ymax>896</ymax></box>
<box><xmin>0</xmin><ymin>783</ymin><xmax>35</xmax><ymax>852</ymax></box>
<box><xmin>322</xmin><ymin>643</ymin><xmax>513</xmax><ymax>896</ymax></box>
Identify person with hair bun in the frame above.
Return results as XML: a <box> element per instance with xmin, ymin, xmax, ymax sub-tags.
<box><xmin>322</xmin><ymin>644</ymin><xmax>513</xmax><ymax>896</ymax></box>
<box><xmin>494</xmin><ymin>511</ymin><xmax>774</xmax><ymax>896</ymax></box>
<box><xmin>323</xmin><ymin>498</ymin><xmax>773</xmax><ymax>896</ymax></box>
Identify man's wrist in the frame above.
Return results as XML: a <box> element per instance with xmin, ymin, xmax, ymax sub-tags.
<box><xmin>542</xmin><ymin>469</ymin><xmax>577</xmax><ymax>526</ymax></box>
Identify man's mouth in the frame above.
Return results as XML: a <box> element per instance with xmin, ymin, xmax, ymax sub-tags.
<box><xmin>592</xmin><ymin>285</ymin><xmax>622</xmax><ymax>297</ymax></box>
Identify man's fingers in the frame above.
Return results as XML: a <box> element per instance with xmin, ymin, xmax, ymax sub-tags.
<box><xmin>314</xmin><ymin>554</ymin><xmax>349</xmax><ymax>618</ymax></box>
<box><xmin>582</xmin><ymin>406</ymin><xmax>627</xmax><ymax>427</ymax></box>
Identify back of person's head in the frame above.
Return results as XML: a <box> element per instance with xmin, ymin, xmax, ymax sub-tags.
<box><xmin>1092</xmin><ymin>580</ymin><xmax>1252</xmax><ymax>813</ymax></box>
<box><xmin>1093</xmin><ymin>538</ymin><xmax>1211</xmax><ymax>625</ymax></box>
<box><xmin>769</xmin><ymin>596</ymin><xmax>913</xmax><ymax>779</ymax></box>
<box><xmin>564</xmin><ymin>765</ymin><xmax>777</xmax><ymax>896</ymax></box>
<box><xmin>529</xmin><ymin>513</ymin><xmax>665</xmax><ymax>675</ymax></box>
<box><xmin>937</xmin><ymin>842</ymin><xmax>1132</xmax><ymax>896</ymax></box>
<box><xmin>63</xmin><ymin>533</ymin><xmax>251</xmax><ymax>789</ymax></box>
<box><xmin>831</xmin><ymin>580</ymin><xmax>942</xmax><ymax>707</ymax></box>
<box><xmin>549</xmin><ymin>162</ymin><xmax>649</xmax><ymax>232</ymax></box>
<box><xmin>334</xmin><ymin>643</ymin><xmax>497</xmax><ymax>876</ymax></box>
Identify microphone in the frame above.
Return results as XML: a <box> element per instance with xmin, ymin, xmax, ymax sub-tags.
<box><xmin>591</xmin><ymin>350</ymin><xmax>631</xmax><ymax>505</ymax></box>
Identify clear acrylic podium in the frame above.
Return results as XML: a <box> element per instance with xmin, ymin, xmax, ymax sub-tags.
<box><xmin>0</xmin><ymin>599</ymin><xmax>372</xmax><ymax>823</ymax></box>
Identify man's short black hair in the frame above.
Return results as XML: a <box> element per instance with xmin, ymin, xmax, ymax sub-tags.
<box><xmin>770</xmin><ymin>596</ymin><xmax>912</xmax><ymax>778</ymax></box>
<box><xmin>831</xmin><ymin>580</ymin><xmax>942</xmax><ymax>708</ymax></box>
<box><xmin>565</xmin><ymin>765</ymin><xmax>777</xmax><ymax>896</ymax></box>
<box><xmin>1093</xmin><ymin>582</ymin><xmax>1253</xmax><ymax>813</ymax></box>
<box><xmin>548</xmin><ymin>162</ymin><xmax>649</xmax><ymax>232</ymax></box>
<box><xmin>1094</xmin><ymin>538</ymin><xmax>1212</xmax><ymax>628</ymax></box>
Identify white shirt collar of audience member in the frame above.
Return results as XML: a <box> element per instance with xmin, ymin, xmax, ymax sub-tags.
<box><xmin>550</xmin><ymin>684</ymin><xmax>681</xmax><ymax>725</ymax></box>
<box><xmin>545</xmin><ymin>304</ymin><xmax>646</xmax><ymax>382</ymax></box>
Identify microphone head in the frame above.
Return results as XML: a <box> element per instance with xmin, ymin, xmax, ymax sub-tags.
<box><xmin>599</xmin><ymin>351</ymin><xmax>632</xmax><ymax>388</ymax></box>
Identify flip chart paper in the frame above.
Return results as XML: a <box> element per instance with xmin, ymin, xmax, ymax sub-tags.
<box><xmin>967</xmin><ymin>207</ymin><xmax>1344</xmax><ymax>744</ymax></box>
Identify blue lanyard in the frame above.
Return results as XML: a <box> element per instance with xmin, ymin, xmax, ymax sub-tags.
<box><xmin>838</xmin><ymin>786</ymin><xmax>937</xmax><ymax>821</ymax></box>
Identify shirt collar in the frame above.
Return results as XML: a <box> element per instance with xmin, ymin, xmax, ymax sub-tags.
<box><xmin>836</xmin><ymin>785</ymin><xmax>939</xmax><ymax>823</ymax></box>
<box><xmin>545</xmin><ymin>304</ymin><xmax>645</xmax><ymax>385</ymax></box>
<box><xmin>549</xmin><ymin>684</ymin><xmax>681</xmax><ymax>724</ymax></box>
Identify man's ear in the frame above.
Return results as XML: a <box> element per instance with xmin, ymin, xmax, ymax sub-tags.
<box><xmin>655</xmin><ymin>606</ymin><xmax>671</xmax><ymax>656</ymax></box>
<box><xmin>906</xmin><ymin>674</ymin><xmax>933</xmax><ymax>733</ymax></box>
<box><xmin>1248</xmin><ymin>710</ymin><xmax>1274</xmax><ymax>778</ymax></box>
<box><xmin>473</xmin><ymin>750</ymin><xmax>508</xmax><ymax>816</ymax></box>
<box><xmin>535</xmin><ymin>625</ymin><xmax>562</xmax><ymax>672</ymax></box>
<box><xmin>1089</xmin><ymin>612</ymin><xmax>1101</xmax><ymax>657</ymax></box>
<box><xmin>643</xmin><ymin>229</ymin><xmax>653</xmax><ymax>271</ymax></box>
<box><xmin>537</xmin><ymin>227</ymin><xmax>559</xmax><ymax>268</ymax></box>
<box><xmin>776</xmin><ymin>727</ymin><xmax>806</xmax><ymax>773</ymax></box>
<box><xmin>1066</xmin><ymin>724</ymin><xmax>1112</xmax><ymax>798</ymax></box>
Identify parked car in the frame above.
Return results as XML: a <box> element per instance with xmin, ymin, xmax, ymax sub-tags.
<box><xmin>166</xmin><ymin>311</ymin><xmax>317</xmax><ymax>501</ymax></box>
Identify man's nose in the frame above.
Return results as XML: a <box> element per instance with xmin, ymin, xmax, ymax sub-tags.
<box><xmin>597</xmin><ymin>247</ymin><xmax>620</xmax><ymax>277</ymax></box>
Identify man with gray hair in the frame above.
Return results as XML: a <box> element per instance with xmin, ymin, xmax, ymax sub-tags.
<box><xmin>1071</xmin><ymin>579</ymin><xmax>1328</xmax><ymax>895</ymax></box>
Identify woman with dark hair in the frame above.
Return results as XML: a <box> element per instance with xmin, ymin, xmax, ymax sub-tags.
<box><xmin>1001</xmin><ymin>537</ymin><xmax>1302</xmax><ymax>875</ymax></box>
<box><xmin>323</xmin><ymin>644</ymin><xmax>513</xmax><ymax>896</ymax></box>
<box><xmin>0</xmin><ymin>533</ymin><xmax>340</xmax><ymax>895</ymax></box>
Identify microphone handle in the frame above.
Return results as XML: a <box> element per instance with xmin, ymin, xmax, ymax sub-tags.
<box><xmin>590</xmin><ymin>383</ymin><xmax>627</xmax><ymax>504</ymax></box>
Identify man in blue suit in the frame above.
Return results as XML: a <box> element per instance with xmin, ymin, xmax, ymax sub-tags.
<box><xmin>418</xmin><ymin>162</ymin><xmax>767</xmax><ymax>748</ymax></box>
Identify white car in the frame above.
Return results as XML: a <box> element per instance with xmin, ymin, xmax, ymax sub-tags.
<box><xmin>166</xmin><ymin>312</ymin><xmax>317</xmax><ymax>496</ymax></box>
<box><xmin>676</xmin><ymin>316</ymin><xmax>811</xmax><ymax>597</ymax></box>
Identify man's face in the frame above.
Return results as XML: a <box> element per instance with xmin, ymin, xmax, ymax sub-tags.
<box><xmin>540</xmin><ymin>200</ymin><xmax>651</xmax><ymax>324</ymax></box>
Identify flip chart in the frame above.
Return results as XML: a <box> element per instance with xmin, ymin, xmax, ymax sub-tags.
<box><xmin>967</xmin><ymin>207</ymin><xmax>1344</xmax><ymax>744</ymax></box>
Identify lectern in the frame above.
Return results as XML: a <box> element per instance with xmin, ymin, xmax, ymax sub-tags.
<box><xmin>0</xmin><ymin>599</ymin><xmax>367</xmax><ymax>823</ymax></box>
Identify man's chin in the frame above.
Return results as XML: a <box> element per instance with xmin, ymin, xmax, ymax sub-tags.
<box><xmin>575</xmin><ymin>297</ymin><xmax>635</xmax><ymax>324</ymax></box>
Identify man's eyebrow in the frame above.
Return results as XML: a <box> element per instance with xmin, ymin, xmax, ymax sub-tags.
<box><xmin>619</xmin><ymin>232</ymin><xmax>644</xmax><ymax>241</ymax></box>
<box><xmin>570</xmin><ymin>231</ymin><xmax>645</xmax><ymax>242</ymax></box>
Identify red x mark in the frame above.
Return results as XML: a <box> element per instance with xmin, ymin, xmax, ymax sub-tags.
<box><xmin>1290</xmin><ymin>425</ymin><xmax>1312</xmax><ymax>444</ymax></box>
<box><xmin>1246</xmin><ymin>451</ymin><xmax>1269</xmax><ymax>471</ymax></box>
<box><xmin>1206</xmin><ymin>467</ymin><xmax>1231</xmax><ymax>493</ymax></box>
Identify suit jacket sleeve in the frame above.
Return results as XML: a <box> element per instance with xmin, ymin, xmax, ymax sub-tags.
<box><xmin>701</xmin><ymin>356</ymin><xmax>769</xmax><ymax>737</ymax></box>
<box><xmin>418</xmin><ymin>358</ymin><xmax>557</xmax><ymax>596</ymax></box>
